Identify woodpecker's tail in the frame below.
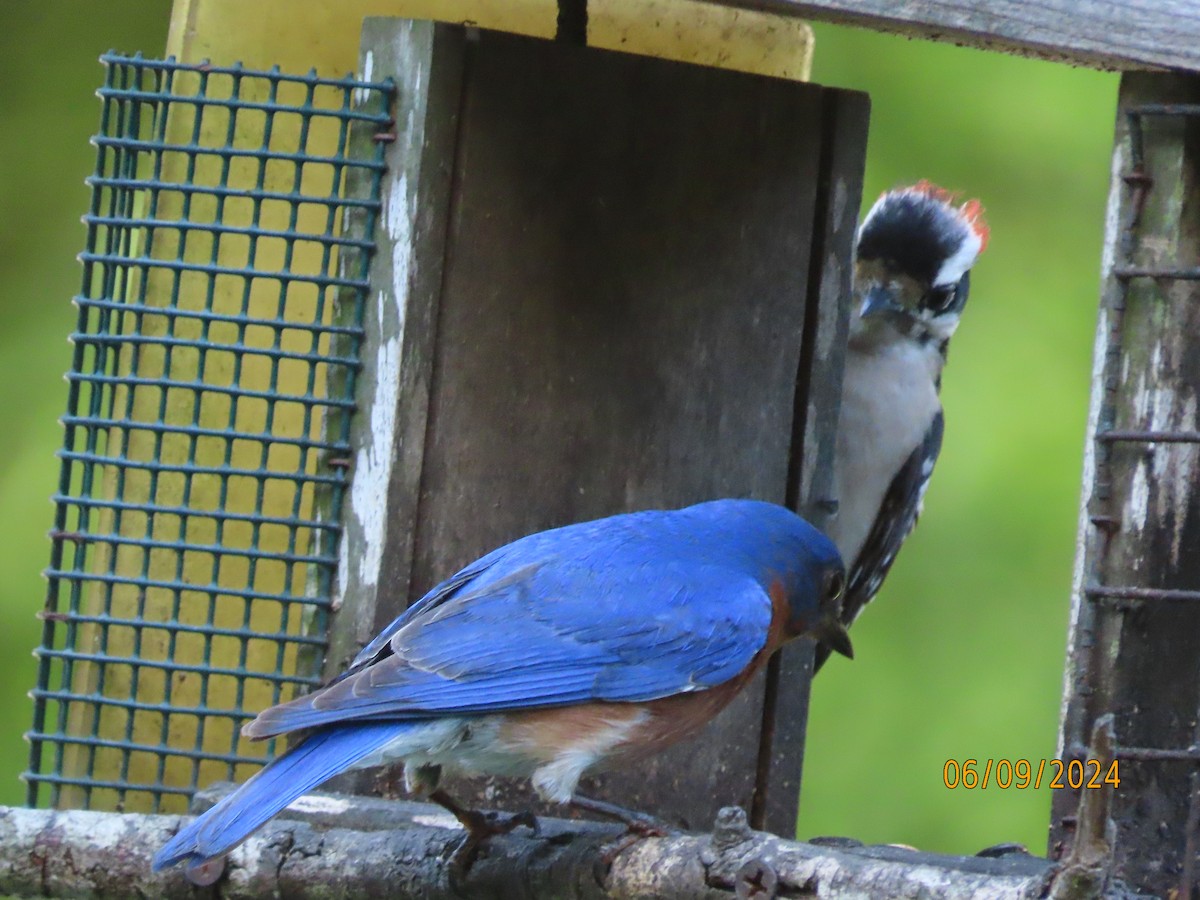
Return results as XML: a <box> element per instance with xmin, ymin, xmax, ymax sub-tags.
<box><xmin>152</xmin><ymin>721</ymin><xmax>412</xmax><ymax>872</ymax></box>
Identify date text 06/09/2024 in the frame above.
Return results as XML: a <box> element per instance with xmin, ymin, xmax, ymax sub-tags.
<box><xmin>942</xmin><ymin>759</ymin><xmax>1120</xmax><ymax>790</ymax></box>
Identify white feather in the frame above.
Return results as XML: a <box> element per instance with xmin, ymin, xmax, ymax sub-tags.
<box><xmin>933</xmin><ymin>226</ymin><xmax>983</xmax><ymax>287</ymax></box>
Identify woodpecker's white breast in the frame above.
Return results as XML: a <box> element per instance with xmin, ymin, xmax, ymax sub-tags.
<box><xmin>829</xmin><ymin>337</ymin><xmax>944</xmax><ymax>567</ymax></box>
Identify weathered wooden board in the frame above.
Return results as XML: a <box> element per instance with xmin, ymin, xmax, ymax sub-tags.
<box><xmin>321</xmin><ymin>19</ymin><xmax>463</xmax><ymax>685</ymax></box>
<box><xmin>759</xmin><ymin>87</ymin><xmax>868</xmax><ymax>831</ymax></box>
<box><xmin>704</xmin><ymin>0</ymin><xmax>1200</xmax><ymax>72</ymax></box>
<box><xmin>1052</xmin><ymin>71</ymin><xmax>1200</xmax><ymax>897</ymax></box>
<box><xmin>328</xmin><ymin>18</ymin><xmax>867</xmax><ymax>834</ymax></box>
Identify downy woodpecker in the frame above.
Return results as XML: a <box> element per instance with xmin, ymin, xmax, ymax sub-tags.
<box><xmin>815</xmin><ymin>181</ymin><xmax>988</xmax><ymax>670</ymax></box>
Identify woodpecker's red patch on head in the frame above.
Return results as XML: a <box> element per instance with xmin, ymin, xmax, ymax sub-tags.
<box><xmin>909</xmin><ymin>179</ymin><xmax>957</xmax><ymax>205</ymax></box>
<box><xmin>959</xmin><ymin>198</ymin><xmax>990</xmax><ymax>252</ymax></box>
<box><xmin>882</xmin><ymin>181</ymin><xmax>990</xmax><ymax>254</ymax></box>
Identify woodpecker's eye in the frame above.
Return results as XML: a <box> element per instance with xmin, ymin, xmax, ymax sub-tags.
<box><xmin>924</xmin><ymin>286</ymin><xmax>956</xmax><ymax>314</ymax></box>
<box><xmin>924</xmin><ymin>272</ymin><xmax>970</xmax><ymax>316</ymax></box>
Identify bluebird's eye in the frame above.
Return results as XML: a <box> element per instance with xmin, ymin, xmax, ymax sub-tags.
<box><xmin>823</xmin><ymin>568</ymin><xmax>845</xmax><ymax>603</ymax></box>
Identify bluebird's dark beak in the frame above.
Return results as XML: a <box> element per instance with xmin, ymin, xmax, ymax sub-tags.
<box><xmin>814</xmin><ymin>616</ymin><xmax>854</xmax><ymax>660</ymax></box>
<box><xmin>858</xmin><ymin>283</ymin><xmax>904</xmax><ymax>320</ymax></box>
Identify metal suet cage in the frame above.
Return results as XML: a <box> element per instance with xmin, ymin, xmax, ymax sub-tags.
<box><xmin>25</xmin><ymin>53</ymin><xmax>394</xmax><ymax>814</ymax></box>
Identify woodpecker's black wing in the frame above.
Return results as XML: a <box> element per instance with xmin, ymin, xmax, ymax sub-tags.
<box><xmin>815</xmin><ymin>410</ymin><xmax>944</xmax><ymax>672</ymax></box>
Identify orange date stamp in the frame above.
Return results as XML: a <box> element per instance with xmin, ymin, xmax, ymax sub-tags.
<box><xmin>942</xmin><ymin>758</ymin><xmax>1120</xmax><ymax>790</ymax></box>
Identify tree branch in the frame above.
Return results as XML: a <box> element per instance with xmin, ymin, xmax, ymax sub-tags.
<box><xmin>0</xmin><ymin>791</ymin><xmax>1139</xmax><ymax>899</ymax></box>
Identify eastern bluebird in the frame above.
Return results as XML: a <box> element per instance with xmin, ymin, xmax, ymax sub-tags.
<box><xmin>154</xmin><ymin>498</ymin><xmax>849</xmax><ymax>873</ymax></box>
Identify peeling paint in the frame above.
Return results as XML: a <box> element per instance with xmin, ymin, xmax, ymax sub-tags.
<box><xmin>1126</xmin><ymin>459</ymin><xmax>1150</xmax><ymax>534</ymax></box>
<box><xmin>1123</xmin><ymin>350</ymin><xmax>1200</xmax><ymax>568</ymax></box>
<box><xmin>1101</xmin><ymin>331</ymin><xmax>1200</xmax><ymax>597</ymax></box>
<box><xmin>1099</xmin><ymin>142</ymin><xmax>1126</xmax><ymax>274</ymax></box>
<box><xmin>1169</xmin><ymin>394</ymin><xmax>1199</xmax><ymax>565</ymax></box>
<box><xmin>1059</xmin><ymin>294</ymin><xmax>1109</xmax><ymax>759</ymax></box>
<box><xmin>338</xmin><ymin>161</ymin><xmax>415</xmax><ymax>594</ymax></box>
<box><xmin>1123</xmin><ymin>338</ymin><xmax>1200</xmax><ymax>571</ymax></box>
<box><xmin>354</xmin><ymin>50</ymin><xmax>376</xmax><ymax>106</ymax></box>
<box><xmin>1124</xmin><ymin>370</ymin><xmax>1151</xmax><ymax>538</ymax></box>
<box><xmin>350</xmin><ymin>296</ymin><xmax>401</xmax><ymax>590</ymax></box>
<box><xmin>286</xmin><ymin>794</ymin><xmax>353</xmax><ymax>815</ymax></box>
<box><xmin>335</xmin><ymin>525</ymin><xmax>349</xmax><ymax>611</ymax></box>
<box><xmin>1150</xmin><ymin>386</ymin><xmax>1198</xmax><ymax>566</ymax></box>
<box><xmin>389</xmin><ymin>173</ymin><xmax>415</xmax><ymax>321</ymax></box>
<box><xmin>1059</xmin><ymin>136</ymin><xmax>1131</xmax><ymax>756</ymax></box>
<box><xmin>1067</xmin><ymin>307</ymin><xmax>1107</xmax><ymax>558</ymax></box>
<box><xmin>413</xmin><ymin>813</ymin><xmax>462</xmax><ymax>831</ymax></box>
<box><xmin>1132</xmin><ymin>371</ymin><xmax>1147</xmax><ymax>422</ymax></box>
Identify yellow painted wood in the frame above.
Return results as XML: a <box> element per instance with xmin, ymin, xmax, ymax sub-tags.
<box><xmin>165</xmin><ymin>0</ymin><xmax>812</xmax><ymax>80</ymax></box>
<box><xmin>590</xmin><ymin>0</ymin><xmax>813</xmax><ymax>80</ymax></box>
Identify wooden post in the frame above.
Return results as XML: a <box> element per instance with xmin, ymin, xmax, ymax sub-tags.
<box><xmin>316</xmin><ymin>20</ymin><xmax>463</xmax><ymax>686</ymax></box>
<box><xmin>325</xmin><ymin>18</ymin><xmax>866</xmax><ymax>834</ymax></box>
<box><xmin>758</xmin><ymin>90</ymin><xmax>866</xmax><ymax>830</ymax></box>
<box><xmin>1053</xmin><ymin>71</ymin><xmax>1200</xmax><ymax>897</ymax></box>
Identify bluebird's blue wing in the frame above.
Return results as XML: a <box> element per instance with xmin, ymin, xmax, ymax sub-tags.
<box><xmin>246</xmin><ymin>552</ymin><xmax>773</xmax><ymax>738</ymax></box>
<box><xmin>342</xmin><ymin>551</ymin><xmax>503</xmax><ymax>675</ymax></box>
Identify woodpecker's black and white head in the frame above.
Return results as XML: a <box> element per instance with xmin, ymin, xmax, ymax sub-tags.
<box><xmin>852</xmin><ymin>181</ymin><xmax>989</xmax><ymax>351</ymax></box>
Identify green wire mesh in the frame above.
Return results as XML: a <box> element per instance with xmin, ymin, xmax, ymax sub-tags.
<box><xmin>24</xmin><ymin>53</ymin><xmax>394</xmax><ymax>813</ymax></box>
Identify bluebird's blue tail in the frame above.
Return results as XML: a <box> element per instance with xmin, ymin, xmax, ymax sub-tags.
<box><xmin>153</xmin><ymin>722</ymin><xmax>411</xmax><ymax>871</ymax></box>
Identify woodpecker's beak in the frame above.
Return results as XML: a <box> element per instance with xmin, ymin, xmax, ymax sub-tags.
<box><xmin>858</xmin><ymin>283</ymin><xmax>904</xmax><ymax>320</ymax></box>
<box><xmin>813</xmin><ymin>615</ymin><xmax>854</xmax><ymax>660</ymax></box>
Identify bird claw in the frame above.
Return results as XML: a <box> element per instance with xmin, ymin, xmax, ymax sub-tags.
<box><xmin>443</xmin><ymin>805</ymin><xmax>540</xmax><ymax>877</ymax></box>
<box><xmin>488</xmin><ymin>808</ymin><xmax>540</xmax><ymax>837</ymax></box>
<box><xmin>568</xmin><ymin>793</ymin><xmax>676</xmax><ymax>871</ymax></box>
<box><xmin>569</xmin><ymin>794</ymin><xmax>676</xmax><ymax>837</ymax></box>
<box><xmin>592</xmin><ymin>814</ymin><xmax>675</xmax><ymax>874</ymax></box>
<box><xmin>448</xmin><ymin>832</ymin><xmax>484</xmax><ymax>881</ymax></box>
<box><xmin>620</xmin><ymin>813</ymin><xmax>670</xmax><ymax>838</ymax></box>
<box><xmin>459</xmin><ymin>806</ymin><xmax>540</xmax><ymax>840</ymax></box>
<box><xmin>597</xmin><ymin>830</ymin><xmax>649</xmax><ymax>868</ymax></box>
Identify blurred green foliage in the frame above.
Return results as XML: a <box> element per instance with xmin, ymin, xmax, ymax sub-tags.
<box><xmin>0</xmin><ymin>1</ymin><xmax>172</xmax><ymax>809</ymax></box>
<box><xmin>0</xmin><ymin>1</ymin><xmax>1114</xmax><ymax>859</ymax></box>
<box><xmin>803</xmin><ymin>25</ymin><xmax>1116</xmax><ymax>855</ymax></box>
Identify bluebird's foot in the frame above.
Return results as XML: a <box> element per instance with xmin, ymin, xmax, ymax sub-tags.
<box><xmin>429</xmin><ymin>788</ymin><xmax>539</xmax><ymax>875</ymax></box>
<box><xmin>568</xmin><ymin>794</ymin><xmax>674</xmax><ymax>837</ymax></box>
<box><xmin>569</xmin><ymin>794</ymin><xmax>679</xmax><ymax>868</ymax></box>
